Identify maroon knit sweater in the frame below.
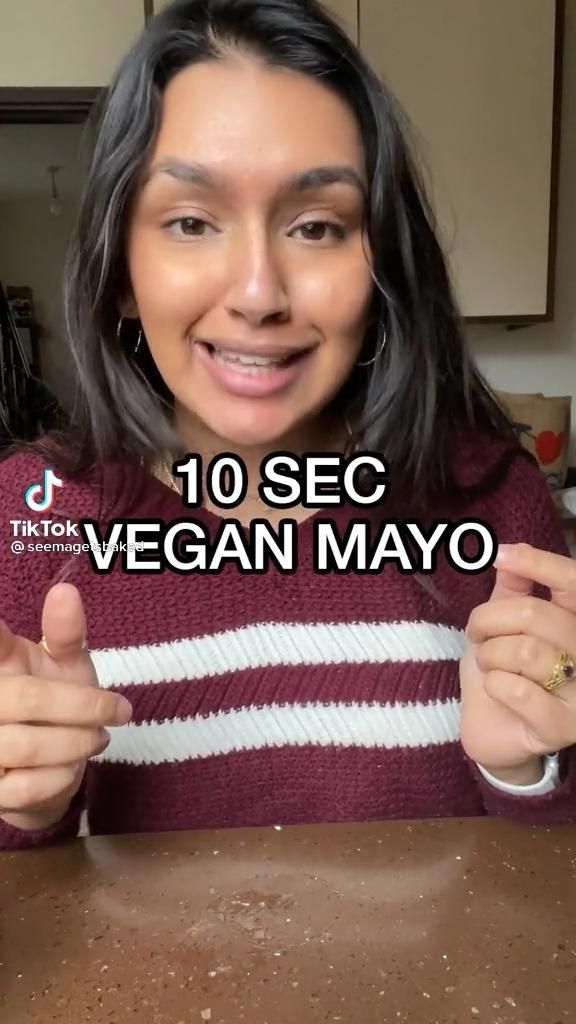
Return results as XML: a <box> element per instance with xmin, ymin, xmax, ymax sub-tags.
<box><xmin>0</xmin><ymin>438</ymin><xmax>575</xmax><ymax>850</ymax></box>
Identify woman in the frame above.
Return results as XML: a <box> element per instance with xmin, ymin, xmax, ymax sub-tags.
<box><xmin>0</xmin><ymin>0</ymin><xmax>575</xmax><ymax>849</ymax></box>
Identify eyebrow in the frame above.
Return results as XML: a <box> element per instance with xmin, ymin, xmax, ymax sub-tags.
<box><xmin>144</xmin><ymin>159</ymin><xmax>366</xmax><ymax>197</ymax></box>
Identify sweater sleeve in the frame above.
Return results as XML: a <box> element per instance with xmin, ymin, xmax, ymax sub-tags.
<box><xmin>0</xmin><ymin>451</ymin><xmax>85</xmax><ymax>850</ymax></box>
<box><xmin>471</xmin><ymin>459</ymin><xmax>576</xmax><ymax>824</ymax></box>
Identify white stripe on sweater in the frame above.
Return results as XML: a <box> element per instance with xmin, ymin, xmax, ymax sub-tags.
<box><xmin>93</xmin><ymin>699</ymin><xmax>461</xmax><ymax>765</ymax></box>
<box><xmin>90</xmin><ymin>620</ymin><xmax>466</xmax><ymax>689</ymax></box>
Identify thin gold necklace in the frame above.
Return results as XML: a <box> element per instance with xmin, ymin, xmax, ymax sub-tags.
<box><xmin>158</xmin><ymin>460</ymin><xmax>267</xmax><ymax>508</ymax></box>
<box><xmin>156</xmin><ymin>416</ymin><xmax>355</xmax><ymax>503</ymax></box>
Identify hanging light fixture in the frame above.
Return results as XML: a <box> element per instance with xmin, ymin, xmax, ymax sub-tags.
<box><xmin>47</xmin><ymin>164</ymin><xmax>63</xmax><ymax>217</ymax></box>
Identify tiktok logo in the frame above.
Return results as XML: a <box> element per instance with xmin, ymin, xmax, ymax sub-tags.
<box><xmin>24</xmin><ymin>468</ymin><xmax>63</xmax><ymax>512</ymax></box>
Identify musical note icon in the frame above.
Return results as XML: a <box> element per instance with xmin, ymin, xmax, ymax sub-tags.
<box><xmin>24</xmin><ymin>468</ymin><xmax>63</xmax><ymax>512</ymax></box>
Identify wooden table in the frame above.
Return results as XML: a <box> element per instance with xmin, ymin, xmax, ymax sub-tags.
<box><xmin>1</xmin><ymin>818</ymin><xmax>575</xmax><ymax>1023</ymax></box>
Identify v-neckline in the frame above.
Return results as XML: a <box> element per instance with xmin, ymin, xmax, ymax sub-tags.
<box><xmin>146</xmin><ymin>468</ymin><xmax>354</xmax><ymax>538</ymax></box>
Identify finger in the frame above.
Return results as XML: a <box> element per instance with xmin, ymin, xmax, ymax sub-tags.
<box><xmin>0</xmin><ymin>763</ymin><xmax>83</xmax><ymax>814</ymax></box>
<box><xmin>0</xmin><ymin>675</ymin><xmax>132</xmax><ymax>727</ymax></box>
<box><xmin>0</xmin><ymin>724</ymin><xmax>111</xmax><ymax>769</ymax></box>
<box><xmin>0</xmin><ymin>619</ymin><xmax>30</xmax><ymax>678</ymax></box>
<box><xmin>466</xmin><ymin>595</ymin><xmax>576</xmax><ymax>651</ymax></box>
<box><xmin>0</xmin><ymin>619</ymin><xmax>19</xmax><ymax>664</ymax></box>
<box><xmin>476</xmin><ymin>635</ymin><xmax>576</xmax><ymax>690</ymax></box>
<box><xmin>483</xmin><ymin>670</ymin><xmax>576</xmax><ymax>752</ymax></box>
<box><xmin>496</xmin><ymin>544</ymin><xmax>576</xmax><ymax>610</ymax></box>
<box><xmin>489</xmin><ymin>567</ymin><xmax>533</xmax><ymax>602</ymax></box>
<box><xmin>40</xmin><ymin>583</ymin><xmax>88</xmax><ymax>665</ymax></box>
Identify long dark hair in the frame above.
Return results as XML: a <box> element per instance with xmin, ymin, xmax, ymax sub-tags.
<box><xmin>50</xmin><ymin>0</ymin><xmax>516</xmax><ymax>509</ymax></box>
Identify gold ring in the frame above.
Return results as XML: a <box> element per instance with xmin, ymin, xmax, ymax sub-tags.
<box><xmin>544</xmin><ymin>650</ymin><xmax>576</xmax><ymax>692</ymax></box>
<box><xmin>39</xmin><ymin>635</ymin><xmax>52</xmax><ymax>656</ymax></box>
<box><xmin>39</xmin><ymin>636</ymin><xmax>88</xmax><ymax>657</ymax></box>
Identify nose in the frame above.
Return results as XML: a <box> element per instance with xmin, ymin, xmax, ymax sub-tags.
<box><xmin>224</xmin><ymin>229</ymin><xmax>290</xmax><ymax>328</ymax></box>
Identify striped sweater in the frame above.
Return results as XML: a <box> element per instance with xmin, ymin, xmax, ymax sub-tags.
<box><xmin>1</xmin><ymin>440</ymin><xmax>575</xmax><ymax>850</ymax></box>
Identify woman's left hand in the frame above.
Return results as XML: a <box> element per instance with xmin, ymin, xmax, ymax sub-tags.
<box><xmin>460</xmin><ymin>543</ymin><xmax>576</xmax><ymax>785</ymax></box>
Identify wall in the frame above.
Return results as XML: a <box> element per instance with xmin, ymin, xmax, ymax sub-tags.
<box><xmin>467</xmin><ymin>1</ymin><xmax>576</xmax><ymax>459</ymax></box>
<box><xmin>0</xmin><ymin>123</ymin><xmax>88</xmax><ymax>201</ymax></box>
<box><xmin>0</xmin><ymin>199</ymin><xmax>79</xmax><ymax>409</ymax></box>
<box><xmin>0</xmin><ymin>0</ymin><xmax>144</xmax><ymax>87</ymax></box>
<box><xmin>0</xmin><ymin>123</ymin><xmax>86</xmax><ymax>411</ymax></box>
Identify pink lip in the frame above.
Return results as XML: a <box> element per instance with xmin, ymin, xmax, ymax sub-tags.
<box><xmin>194</xmin><ymin>341</ymin><xmax>314</xmax><ymax>398</ymax></box>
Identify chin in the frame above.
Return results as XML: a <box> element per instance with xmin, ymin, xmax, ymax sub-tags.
<box><xmin>202</xmin><ymin>409</ymin><xmax>305</xmax><ymax>449</ymax></box>
<box><xmin>214</xmin><ymin>424</ymin><xmax>294</xmax><ymax>449</ymax></box>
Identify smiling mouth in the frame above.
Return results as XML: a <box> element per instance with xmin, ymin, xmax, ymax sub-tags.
<box><xmin>199</xmin><ymin>341</ymin><xmax>313</xmax><ymax>373</ymax></box>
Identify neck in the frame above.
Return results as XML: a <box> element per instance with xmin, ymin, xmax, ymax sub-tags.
<box><xmin>173</xmin><ymin>404</ymin><xmax>349</xmax><ymax>485</ymax></box>
<box><xmin>165</xmin><ymin>403</ymin><xmax>351</xmax><ymax>525</ymax></box>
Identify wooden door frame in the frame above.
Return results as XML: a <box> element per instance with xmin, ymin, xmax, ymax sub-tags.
<box><xmin>0</xmin><ymin>87</ymin><xmax>99</xmax><ymax>124</ymax></box>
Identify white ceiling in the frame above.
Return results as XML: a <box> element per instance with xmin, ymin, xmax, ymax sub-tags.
<box><xmin>0</xmin><ymin>123</ymin><xmax>89</xmax><ymax>200</ymax></box>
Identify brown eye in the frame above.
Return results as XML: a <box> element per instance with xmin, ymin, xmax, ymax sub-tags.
<box><xmin>301</xmin><ymin>221</ymin><xmax>328</xmax><ymax>240</ymax></box>
<box><xmin>166</xmin><ymin>217</ymin><xmax>211</xmax><ymax>237</ymax></box>
<box><xmin>293</xmin><ymin>221</ymin><xmax>346</xmax><ymax>242</ymax></box>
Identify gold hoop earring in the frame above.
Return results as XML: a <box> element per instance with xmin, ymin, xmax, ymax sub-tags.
<box><xmin>117</xmin><ymin>316</ymin><xmax>142</xmax><ymax>355</ymax></box>
<box><xmin>358</xmin><ymin>330</ymin><xmax>387</xmax><ymax>368</ymax></box>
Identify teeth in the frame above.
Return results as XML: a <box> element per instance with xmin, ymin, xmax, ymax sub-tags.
<box><xmin>212</xmin><ymin>347</ymin><xmax>289</xmax><ymax>368</ymax></box>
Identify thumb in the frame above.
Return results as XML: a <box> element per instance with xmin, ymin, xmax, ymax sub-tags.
<box><xmin>489</xmin><ymin>566</ymin><xmax>533</xmax><ymax>602</ymax></box>
<box><xmin>40</xmin><ymin>582</ymin><xmax>89</xmax><ymax>668</ymax></box>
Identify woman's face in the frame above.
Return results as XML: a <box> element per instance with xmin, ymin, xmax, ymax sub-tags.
<box><xmin>126</xmin><ymin>55</ymin><xmax>373</xmax><ymax>447</ymax></box>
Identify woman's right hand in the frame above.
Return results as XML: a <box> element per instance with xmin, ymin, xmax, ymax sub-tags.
<box><xmin>0</xmin><ymin>582</ymin><xmax>132</xmax><ymax>832</ymax></box>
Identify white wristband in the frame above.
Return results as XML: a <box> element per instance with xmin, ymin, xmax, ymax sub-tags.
<box><xmin>477</xmin><ymin>754</ymin><xmax>560</xmax><ymax>796</ymax></box>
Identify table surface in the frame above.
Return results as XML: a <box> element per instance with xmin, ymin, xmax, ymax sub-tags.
<box><xmin>1</xmin><ymin>818</ymin><xmax>575</xmax><ymax>1024</ymax></box>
